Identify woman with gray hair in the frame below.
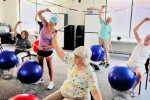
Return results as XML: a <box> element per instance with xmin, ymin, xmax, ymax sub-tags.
<box><xmin>43</xmin><ymin>32</ymin><xmax>102</xmax><ymax>100</ymax></box>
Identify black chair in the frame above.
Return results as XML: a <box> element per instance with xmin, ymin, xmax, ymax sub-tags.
<box><xmin>138</xmin><ymin>58</ymin><xmax>149</xmax><ymax>95</ymax></box>
<box><xmin>90</xmin><ymin>92</ymin><xmax>94</xmax><ymax>100</ymax></box>
<box><xmin>0</xmin><ymin>44</ymin><xmax>3</xmax><ymax>51</ymax></box>
<box><xmin>0</xmin><ymin>37</ymin><xmax>2</xmax><ymax>50</ymax></box>
<box><xmin>90</xmin><ymin>62</ymin><xmax>100</xmax><ymax>70</ymax></box>
<box><xmin>0</xmin><ymin>23</ymin><xmax>12</xmax><ymax>44</ymax></box>
<box><xmin>21</xmin><ymin>51</ymin><xmax>37</xmax><ymax>62</ymax></box>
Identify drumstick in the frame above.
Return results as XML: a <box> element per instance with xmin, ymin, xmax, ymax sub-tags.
<box><xmin>21</xmin><ymin>22</ymin><xmax>31</xmax><ymax>24</ymax></box>
<box><xmin>57</xmin><ymin>25</ymin><xmax>69</xmax><ymax>31</ymax></box>
<box><xmin>51</xmin><ymin>13</ymin><xmax>61</xmax><ymax>19</ymax></box>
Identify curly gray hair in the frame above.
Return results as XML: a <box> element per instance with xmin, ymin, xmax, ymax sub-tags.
<box><xmin>74</xmin><ymin>46</ymin><xmax>92</xmax><ymax>65</ymax></box>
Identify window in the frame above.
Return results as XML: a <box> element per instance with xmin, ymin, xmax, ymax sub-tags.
<box><xmin>20</xmin><ymin>0</ymin><xmax>36</xmax><ymax>33</ymax></box>
<box><xmin>37</xmin><ymin>0</ymin><xmax>54</xmax><ymax>20</ymax></box>
<box><xmin>107</xmin><ymin>0</ymin><xmax>132</xmax><ymax>37</ymax></box>
<box><xmin>19</xmin><ymin>0</ymin><xmax>55</xmax><ymax>33</ymax></box>
<box><xmin>130</xmin><ymin>0</ymin><xmax>150</xmax><ymax>38</ymax></box>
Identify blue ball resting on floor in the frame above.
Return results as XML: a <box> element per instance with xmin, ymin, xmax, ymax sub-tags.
<box><xmin>90</xmin><ymin>45</ymin><xmax>105</xmax><ymax>70</ymax></box>
<box><xmin>108</xmin><ymin>65</ymin><xmax>136</xmax><ymax>91</ymax></box>
<box><xmin>0</xmin><ymin>50</ymin><xmax>18</xmax><ymax>69</ymax></box>
<box><xmin>17</xmin><ymin>60</ymin><xmax>42</xmax><ymax>84</ymax></box>
<box><xmin>90</xmin><ymin>45</ymin><xmax>105</xmax><ymax>62</ymax></box>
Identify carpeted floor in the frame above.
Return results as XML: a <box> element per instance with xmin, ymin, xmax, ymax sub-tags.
<box><xmin>0</xmin><ymin>44</ymin><xmax>150</xmax><ymax>100</ymax></box>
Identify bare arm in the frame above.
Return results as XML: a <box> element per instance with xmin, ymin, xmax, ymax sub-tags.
<box><xmin>37</xmin><ymin>8</ymin><xmax>51</xmax><ymax>26</ymax></box>
<box><xmin>133</xmin><ymin>17</ymin><xmax>150</xmax><ymax>44</ymax></box>
<box><xmin>52</xmin><ymin>32</ymin><xmax>65</xmax><ymax>62</ymax></box>
<box><xmin>109</xmin><ymin>35</ymin><xmax>112</xmax><ymax>47</ymax></box>
<box><xmin>91</xmin><ymin>90</ymin><xmax>102</xmax><ymax>100</ymax></box>
<box><xmin>99</xmin><ymin>5</ymin><xmax>105</xmax><ymax>20</ymax></box>
<box><xmin>13</xmin><ymin>21</ymin><xmax>21</xmax><ymax>36</ymax></box>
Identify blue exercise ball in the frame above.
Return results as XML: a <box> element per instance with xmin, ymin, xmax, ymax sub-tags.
<box><xmin>0</xmin><ymin>50</ymin><xmax>18</xmax><ymax>69</ymax></box>
<box><xmin>108</xmin><ymin>66</ymin><xmax>136</xmax><ymax>91</ymax></box>
<box><xmin>17</xmin><ymin>60</ymin><xmax>42</xmax><ymax>84</ymax></box>
<box><xmin>90</xmin><ymin>45</ymin><xmax>105</xmax><ymax>62</ymax></box>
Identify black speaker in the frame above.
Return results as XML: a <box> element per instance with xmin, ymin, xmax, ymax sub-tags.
<box><xmin>76</xmin><ymin>25</ymin><xmax>84</xmax><ymax>48</ymax></box>
<box><xmin>64</xmin><ymin>25</ymin><xmax>75</xmax><ymax>50</ymax></box>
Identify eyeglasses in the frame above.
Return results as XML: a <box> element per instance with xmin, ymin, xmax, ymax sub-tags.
<box><xmin>74</xmin><ymin>54</ymin><xmax>82</xmax><ymax>59</ymax></box>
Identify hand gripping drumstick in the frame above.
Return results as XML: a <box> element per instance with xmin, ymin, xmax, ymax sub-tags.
<box><xmin>55</xmin><ymin>25</ymin><xmax>69</xmax><ymax>32</ymax></box>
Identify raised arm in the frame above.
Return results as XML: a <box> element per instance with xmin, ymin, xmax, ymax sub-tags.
<box><xmin>133</xmin><ymin>17</ymin><xmax>150</xmax><ymax>44</ymax></box>
<box><xmin>52</xmin><ymin>32</ymin><xmax>65</xmax><ymax>62</ymax></box>
<box><xmin>109</xmin><ymin>35</ymin><xmax>112</xmax><ymax>47</ymax></box>
<box><xmin>99</xmin><ymin>5</ymin><xmax>105</xmax><ymax>20</ymax></box>
<box><xmin>37</xmin><ymin>8</ymin><xmax>51</xmax><ymax>26</ymax></box>
<box><xmin>14</xmin><ymin>21</ymin><xmax>21</xmax><ymax>35</ymax></box>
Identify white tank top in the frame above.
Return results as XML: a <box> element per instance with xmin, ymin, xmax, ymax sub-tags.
<box><xmin>129</xmin><ymin>42</ymin><xmax>150</xmax><ymax>64</ymax></box>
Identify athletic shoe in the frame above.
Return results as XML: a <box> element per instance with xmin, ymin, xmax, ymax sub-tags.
<box><xmin>99</xmin><ymin>62</ymin><xmax>105</xmax><ymax>66</ymax></box>
<box><xmin>105</xmin><ymin>63</ymin><xmax>110</xmax><ymax>68</ymax></box>
<box><xmin>47</xmin><ymin>82</ymin><xmax>54</xmax><ymax>90</ymax></box>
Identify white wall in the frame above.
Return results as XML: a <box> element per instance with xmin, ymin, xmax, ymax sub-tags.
<box><xmin>3</xmin><ymin>0</ymin><xmax>18</xmax><ymax>29</ymax></box>
<box><xmin>0</xmin><ymin>0</ymin><xmax>4</xmax><ymax>22</ymax></box>
<box><xmin>55</xmin><ymin>0</ymin><xmax>105</xmax><ymax>26</ymax></box>
<box><xmin>85</xmin><ymin>33</ymin><xmax>136</xmax><ymax>54</ymax></box>
<box><xmin>2</xmin><ymin>0</ymin><xmax>105</xmax><ymax>28</ymax></box>
<box><xmin>2</xmin><ymin>0</ymin><xmax>135</xmax><ymax>54</ymax></box>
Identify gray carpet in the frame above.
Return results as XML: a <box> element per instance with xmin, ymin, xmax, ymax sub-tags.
<box><xmin>0</xmin><ymin>44</ymin><xmax>150</xmax><ymax>100</ymax></box>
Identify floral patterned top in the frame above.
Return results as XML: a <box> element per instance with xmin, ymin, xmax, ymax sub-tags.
<box><xmin>60</xmin><ymin>53</ymin><xmax>99</xmax><ymax>98</ymax></box>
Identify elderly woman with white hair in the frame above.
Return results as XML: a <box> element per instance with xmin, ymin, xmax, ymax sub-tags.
<box><xmin>43</xmin><ymin>32</ymin><xmax>102</xmax><ymax>100</ymax></box>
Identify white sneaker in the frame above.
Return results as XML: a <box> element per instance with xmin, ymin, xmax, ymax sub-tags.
<box><xmin>33</xmin><ymin>78</ymin><xmax>44</xmax><ymax>85</ymax></box>
<box><xmin>47</xmin><ymin>82</ymin><xmax>54</xmax><ymax>90</ymax></box>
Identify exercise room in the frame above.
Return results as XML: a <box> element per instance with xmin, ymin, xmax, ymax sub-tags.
<box><xmin>0</xmin><ymin>0</ymin><xmax>150</xmax><ymax>100</ymax></box>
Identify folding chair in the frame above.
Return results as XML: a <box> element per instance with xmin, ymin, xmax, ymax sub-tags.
<box><xmin>138</xmin><ymin>58</ymin><xmax>149</xmax><ymax>95</ymax></box>
<box><xmin>0</xmin><ymin>44</ymin><xmax>3</xmax><ymax>51</ymax></box>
